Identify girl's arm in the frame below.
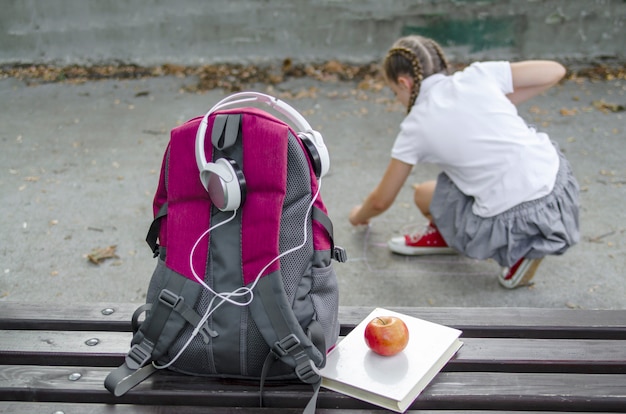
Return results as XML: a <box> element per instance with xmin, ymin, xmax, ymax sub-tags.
<box><xmin>507</xmin><ymin>61</ymin><xmax>566</xmax><ymax>105</ymax></box>
<box><xmin>349</xmin><ymin>158</ymin><xmax>413</xmax><ymax>225</ymax></box>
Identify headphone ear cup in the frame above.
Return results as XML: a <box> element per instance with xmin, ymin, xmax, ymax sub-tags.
<box><xmin>299</xmin><ymin>131</ymin><xmax>329</xmax><ymax>178</ymax></box>
<box><xmin>301</xmin><ymin>136</ymin><xmax>323</xmax><ymax>178</ymax></box>
<box><xmin>201</xmin><ymin>158</ymin><xmax>246</xmax><ymax>211</ymax></box>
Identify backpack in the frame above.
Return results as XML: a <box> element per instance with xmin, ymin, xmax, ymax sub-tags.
<box><xmin>104</xmin><ymin>92</ymin><xmax>346</xmax><ymax>413</ymax></box>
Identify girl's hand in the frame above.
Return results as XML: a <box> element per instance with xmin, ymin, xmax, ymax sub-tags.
<box><xmin>349</xmin><ymin>205</ymin><xmax>370</xmax><ymax>226</ymax></box>
<box><xmin>349</xmin><ymin>159</ymin><xmax>412</xmax><ymax>227</ymax></box>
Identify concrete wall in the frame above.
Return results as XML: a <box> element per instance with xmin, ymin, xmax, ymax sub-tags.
<box><xmin>1</xmin><ymin>0</ymin><xmax>624</xmax><ymax>66</ymax></box>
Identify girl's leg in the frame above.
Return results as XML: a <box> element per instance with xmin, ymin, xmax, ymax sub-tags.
<box><xmin>388</xmin><ymin>179</ymin><xmax>455</xmax><ymax>255</ymax></box>
<box><xmin>413</xmin><ymin>180</ymin><xmax>436</xmax><ymax>222</ymax></box>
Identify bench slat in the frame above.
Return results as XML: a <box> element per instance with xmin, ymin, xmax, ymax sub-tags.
<box><xmin>1</xmin><ymin>403</ymin><xmax>618</xmax><ymax>414</ymax></box>
<box><xmin>0</xmin><ymin>302</ymin><xmax>136</xmax><ymax>331</ymax></box>
<box><xmin>2</xmin><ymin>303</ymin><xmax>626</xmax><ymax>339</ymax></box>
<box><xmin>2</xmin><ymin>330</ymin><xmax>626</xmax><ymax>374</ymax></box>
<box><xmin>340</xmin><ymin>307</ymin><xmax>626</xmax><ymax>339</ymax></box>
<box><xmin>1</xmin><ymin>365</ymin><xmax>625</xmax><ymax>411</ymax></box>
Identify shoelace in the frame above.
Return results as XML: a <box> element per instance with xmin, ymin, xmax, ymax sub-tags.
<box><xmin>407</xmin><ymin>224</ymin><xmax>436</xmax><ymax>242</ymax></box>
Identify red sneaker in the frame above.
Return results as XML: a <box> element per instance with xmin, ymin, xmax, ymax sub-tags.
<box><xmin>498</xmin><ymin>257</ymin><xmax>543</xmax><ymax>289</ymax></box>
<box><xmin>387</xmin><ymin>222</ymin><xmax>457</xmax><ymax>256</ymax></box>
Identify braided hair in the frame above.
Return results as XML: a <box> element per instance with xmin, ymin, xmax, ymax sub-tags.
<box><xmin>383</xmin><ymin>36</ymin><xmax>450</xmax><ymax>113</ymax></box>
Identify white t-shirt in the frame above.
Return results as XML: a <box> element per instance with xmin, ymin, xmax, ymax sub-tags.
<box><xmin>391</xmin><ymin>61</ymin><xmax>559</xmax><ymax>217</ymax></box>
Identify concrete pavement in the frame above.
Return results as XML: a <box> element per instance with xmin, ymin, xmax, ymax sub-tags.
<box><xmin>1</xmin><ymin>70</ymin><xmax>624</xmax><ymax>309</ymax></box>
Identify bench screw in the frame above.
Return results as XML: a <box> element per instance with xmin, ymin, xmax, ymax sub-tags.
<box><xmin>68</xmin><ymin>373</ymin><xmax>82</xmax><ymax>381</ymax></box>
<box><xmin>85</xmin><ymin>338</ymin><xmax>100</xmax><ymax>346</ymax></box>
<box><xmin>101</xmin><ymin>308</ymin><xmax>115</xmax><ymax>315</ymax></box>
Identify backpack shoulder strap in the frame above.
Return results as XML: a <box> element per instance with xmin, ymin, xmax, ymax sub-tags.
<box><xmin>104</xmin><ymin>271</ymin><xmax>207</xmax><ymax>396</ymax></box>
<box><xmin>250</xmin><ymin>271</ymin><xmax>325</xmax><ymax>414</ymax></box>
<box><xmin>251</xmin><ymin>272</ymin><xmax>325</xmax><ymax>374</ymax></box>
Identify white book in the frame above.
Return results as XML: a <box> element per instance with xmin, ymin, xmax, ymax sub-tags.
<box><xmin>320</xmin><ymin>307</ymin><xmax>463</xmax><ymax>413</ymax></box>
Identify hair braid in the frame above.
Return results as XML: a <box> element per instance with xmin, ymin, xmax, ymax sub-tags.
<box><xmin>385</xmin><ymin>47</ymin><xmax>423</xmax><ymax>113</ymax></box>
<box><xmin>429</xmin><ymin>40</ymin><xmax>450</xmax><ymax>74</ymax></box>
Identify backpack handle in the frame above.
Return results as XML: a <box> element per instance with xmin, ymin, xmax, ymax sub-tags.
<box><xmin>209</xmin><ymin>91</ymin><xmax>312</xmax><ymax>132</ymax></box>
<box><xmin>196</xmin><ymin>92</ymin><xmax>329</xmax><ymax>179</ymax></box>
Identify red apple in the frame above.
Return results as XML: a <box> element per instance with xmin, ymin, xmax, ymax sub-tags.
<box><xmin>364</xmin><ymin>316</ymin><xmax>409</xmax><ymax>356</ymax></box>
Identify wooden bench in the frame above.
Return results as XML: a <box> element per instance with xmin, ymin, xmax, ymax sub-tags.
<box><xmin>1</xmin><ymin>302</ymin><xmax>625</xmax><ymax>413</ymax></box>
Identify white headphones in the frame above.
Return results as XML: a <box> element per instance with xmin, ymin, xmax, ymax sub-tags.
<box><xmin>195</xmin><ymin>92</ymin><xmax>330</xmax><ymax>211</ymax></box>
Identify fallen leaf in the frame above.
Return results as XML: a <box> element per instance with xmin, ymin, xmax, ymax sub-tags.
<box><xmin>323</xmin><ymin>60</ymin><xmax>344</xmax><ymax>74</ymax></box>
<box><xmin>592</xmin><ymin>99</ymin><xmax>625</xmax><ymax>113</ymax></box>
<box><xmin>528</xmin><ymin>105</ymin><xmax>547</xmax><ymax>114</ymax></box>
<box><xmin>87</xmin><ymin>245</ymin><xmax>119</xmax><ymax>265</ymax></box>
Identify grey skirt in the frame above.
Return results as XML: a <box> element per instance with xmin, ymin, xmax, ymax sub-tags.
<box><xmin>431</xmin><ymin>147</ymin><xmax>580</xmax><ymax>267</ymax></box>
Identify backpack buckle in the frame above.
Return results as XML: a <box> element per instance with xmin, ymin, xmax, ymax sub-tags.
<box><xmin>158</xmin><ymin>289</ymin><xmax>181</xmax><ymax>309</ymax></box>
<box><xmin>126</xmin><ymin>341</ymin><xmax>153</xmax><ymax>370</ymax></box>
<box><xmin>272</xmin><ymin>334</ymin><xmax>300</xmax><ymax>357</ymax></box>
<box><xmin>295</xmin><ymin>357</ymin><xmax>321</xmax><ymax>384</ymax></box>
<box><xmin>333</xmin><ymin>246</ymin><xmax>348</xmax><ymax>263</ymax></box>
<box><xmin>198</xmin><ymin>322</ymin><xmax>219</xmax><ymax>344</ymax></box>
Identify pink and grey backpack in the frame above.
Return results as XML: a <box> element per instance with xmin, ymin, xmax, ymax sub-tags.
<box><xmin>105</xmin><ymin>92</ymin><xmax>346</xmax><ymax>413</ymax></box>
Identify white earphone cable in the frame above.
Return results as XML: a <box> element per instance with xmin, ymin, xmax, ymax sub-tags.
<box><xmin>153</xmin><ymin>178</ymin><xmax>323</xmax><ymax>369</ymax></box>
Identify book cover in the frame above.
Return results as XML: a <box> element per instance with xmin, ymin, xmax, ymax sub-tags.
<box><xmin>320</xmin><ymin>307</ymin><xmax>463</xmax><ymax>413</ymax></box>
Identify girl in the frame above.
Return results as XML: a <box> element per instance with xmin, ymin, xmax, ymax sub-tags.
<box><xmin>349</xmin><ymin>35</ymin><xmax>580</xmax><ymax>288</ymax></box>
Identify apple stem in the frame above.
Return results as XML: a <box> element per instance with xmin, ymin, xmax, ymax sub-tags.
<box><xmin>375</xmin><ymin>317</ymin><xmax>387</xmax><ymax>325</ymax></box>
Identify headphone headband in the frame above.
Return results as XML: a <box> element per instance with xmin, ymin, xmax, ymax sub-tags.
<box><xmin>208</xmin><ymin>92</ymin><xmax>313</xmax><ymax>132</ymax></box>
<box><xmin>196</xmin><ymin>92</ymin><xmax>313</xmax><ymax>174</ymax></box>
<box><xmin>196</xmin><ymin>91</ymin><xmax>328</xmax><ymax>177</ymax></box>
<box><xmin>195</xmin><ymin>92</ymin><xmax>330</xmax><ymax>211</ymax></box>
